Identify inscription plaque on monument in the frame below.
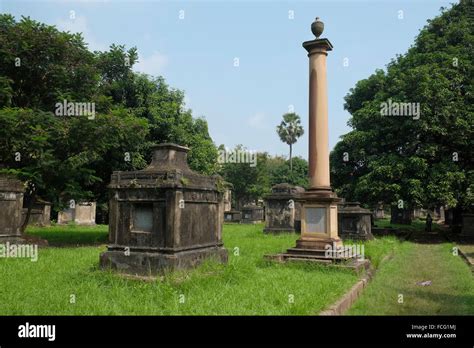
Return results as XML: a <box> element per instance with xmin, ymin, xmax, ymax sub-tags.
<box><xmin>132</xmin><ymin>204</ymin><xmax>153</xmax><ymax>233</ymax></box>
<box><xmin>305</xmin><ymin>207</ymin><xmax>326</xmax><ymax>233</ymax></box>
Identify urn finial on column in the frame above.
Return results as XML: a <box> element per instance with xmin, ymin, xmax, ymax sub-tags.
<box><xmin>311</xmin><ymin>17</ymin><xmax>324</xmax><ymax>38</ymax></box>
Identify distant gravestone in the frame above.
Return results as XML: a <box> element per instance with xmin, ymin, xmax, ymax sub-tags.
<box><xmin>437</xmin><ymin>206</ymin><xmax>445</xmax><ymax>222</ymax></box>
<box><xmin>263</xmin><ymin>183</ymin><xmax>304</xmax><ymax>233</ymax></box>
<box><xmin>100</xmin><ymin>143</ymin><xmax>228</xmax><ymax>275</ymax></box>
<box><xmin>444</xmin><ymin>207</ymin><xmax>463</xmax><ymax>233</ymax></box>
<box><xmin>338</xmin><ymin>202</ymin><xmax>374</xmax><ymax>240</ymax></box>
<box><xmin>241</xmin><ymin>204</ymin><xmax>264</xmax><ymax>224</ymax></box>
<box><xmin>0</xmin><ymin>174</ymin><xmax>25</xmax><ymax>243</ymax></box>
<box><xmin>413</xmin><ymin>208</ymin><xmax>423</xmax><ymax>219</ymax></box>
<box><xmin>431</xmin><ymin>206</ymin><xmax>445</xmax><ymax>221</ymax></box>
<box><xmin>21</xmin><ymin>200</ymin><xmax>51</xmax><ymax>227</ymax></box>
<box><xmin>223</xmin><ymin>188</ymin><xmax>232</xmax><ymax>212</ymax></box>
<box><xmin>374</xmin><ymin>208</ymin><xmax>384</xmax><ymax>219</ymax></box>
<box><xmin>444</xmin><ymin>208</ymin><xmax>453</xmax><ymax>226</ymax></box>
<box><xmin>57</xmin><ymin>202</ymin><xmax>96</xmax><ymax>225</ymax></box>
<box><xmin>224</xmin><ymin>210</ymin><xmax>241</xmax><ymax>223</ymax></box>
<box><xmin>390</xmin><ymin>207</ymin><xmax>412</xmax><ymax>225</ymax></box>
<box><xmin>374</xmin><ymin>202</ymin><xmax>385</xmax><ymax>219</ymax></box>
<box><xmin>460</xmin><ymin>213</ymin><xmax>474</xmax><ymax>236</ymax></box>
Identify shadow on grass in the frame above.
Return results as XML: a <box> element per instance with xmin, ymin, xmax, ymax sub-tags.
<box><xmin>398</xmin><ymin>288</ymin><xmax>474</xmax><ymax>315</ymax></box>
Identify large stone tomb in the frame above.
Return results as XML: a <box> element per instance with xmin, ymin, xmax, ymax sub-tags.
<box><xmin>0</xmin><ymin>174</ymin><xmax>25</xmax><ymax>244</ymax></box>
<box><xmin>241</xmin><ymin>204</ymin><xmax>264</xmax><ymax>223</ymax></box>
<box><xmin>100</xmin><ymin>143</ymin><xmax>228</xmax><ymax>275</ymax></box>
<box><xmin>338</xmin><ymin>202</ymin><xmax>374</xmax><ymax>240</ymax></box>
<box><xmin>21</xmin><ymin>199</ymin><xmax>51</xmax><ymax>227</ymax></box>
<box><xmin>263</xmin><ymin>183</ymin><xmax>304</xmax><ymax>233</ymax></box>
<box><xmin>390</xmin><ymin>207</ymin><xmax>412</xmax><ymax>225</ymax></box>
<box><xmin>224</xmin><ymin>210</ymin><xmax>241</xmax><ymax>223</ymax></box>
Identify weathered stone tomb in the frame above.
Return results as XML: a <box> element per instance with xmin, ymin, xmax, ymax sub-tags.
<box><xmin>100</xmin><ymin>143</ymin><xmax>228</xmax><ymax>275</ymax></box>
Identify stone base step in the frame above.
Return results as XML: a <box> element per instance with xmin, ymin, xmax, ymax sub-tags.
<box><xmin>285</xmin><ymin>257</ymin><xmax>333</xmax><ymax>264</ymax></box>
<box><xmin>285</xmin><ymin>248</ymin><xmax>357</xmax><ymax>260</ymax></box>
<box><xmin>281</xmin><ymin>253</ymin><xmax>355</xmax><ymax>262</ymax></box>
<box><xmin>264</xmin><ymin>253</ymin><xmax>371</xmax><ymax>272</ymax></box>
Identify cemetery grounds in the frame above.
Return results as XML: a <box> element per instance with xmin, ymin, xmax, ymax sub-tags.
<box><xmin>0</xmin><ymin>220</ymin><xmax>472</xmax><ymax>315</ymax></box>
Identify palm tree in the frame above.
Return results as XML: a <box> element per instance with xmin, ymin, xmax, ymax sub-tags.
<box><xmin>276</xmin><ymin>113</ymin><xmax>304</xmax><ymax>172</ymax></box>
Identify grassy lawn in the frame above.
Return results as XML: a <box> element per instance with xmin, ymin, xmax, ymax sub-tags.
<box><xmin>374</xmin><ymin>218</ymin><xmax>435</xmax><ymax>234</ymax></box>
<box><xmin>1</xmin><ymin>224</ymin><xmax>367</xmax><ymax>315</ymax></box>
<box><xmin>3</xmin><ymin>221</ymin><xmax>470</xmax><ymax>315</ymax></box>
<box><xmin>348</xmin><ymin>239</ymin><xmax>474</xmax><ymax>315</ymax></box>
<box><xmin>26</xmin><ymin>224</ymin><xmax>109</xmax><ymax>246</ymax></box>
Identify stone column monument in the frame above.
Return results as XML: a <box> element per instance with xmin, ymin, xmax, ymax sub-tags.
<box><xmin>267</xmin><ymin>18</ymin><xmax>366</xmax><ymax>269</ymax></box>
<box><xmin>296</xmin><ymin>17</ymin><xmax>342</xmax><ymax>250</ymax></box>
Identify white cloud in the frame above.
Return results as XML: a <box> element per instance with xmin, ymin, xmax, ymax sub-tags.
<box><xmin>134</xmin><ymin>51</ymin><xmax>168</xmax><ymax>76</ymax></box>
<box><xmin>56</xmin><ymin>15</ymin><xmax>108</xmax><ymax>52</ymax></box>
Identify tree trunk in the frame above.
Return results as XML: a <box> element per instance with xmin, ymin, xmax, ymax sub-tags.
<box><xmin>289</xmin><ymin>144</ymin><xmax>293</xmax><ymax>172</ymax></box>
<box><xmin>20</xmin><ymin>190</ymin><xmax>36</xmax><ymax>235</ymax></box>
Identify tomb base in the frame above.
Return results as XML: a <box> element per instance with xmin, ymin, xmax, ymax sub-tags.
<box><xmin>0</xmin><ymin>235</ymin><xmax>27</xmax><ymax>244</ymax></box>
<box><xmin>266</xmin><ymin>189</ymin><xmax>367</xmax><ymax>271</ymax></box>
<box><xmin>100</xmin><ymin>245</ymin><xmax>228</xmax><ymax>276</ymax></box>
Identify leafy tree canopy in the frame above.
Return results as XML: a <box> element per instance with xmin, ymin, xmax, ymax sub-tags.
<box><xmin>0</xmin><ymin>14</ymin><xmax>218</xmax><ymax>219</ymax></box>
<box><xmin>331</xmin><ymin>2</ymin><xmax>473</xmax><ymax>211</ymax></box>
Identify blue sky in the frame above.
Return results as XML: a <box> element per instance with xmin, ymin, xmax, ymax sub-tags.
<box><xmin>1</xmin><ymin>0</ymin><xmax>454</xmax><ymax>159</ymax></box>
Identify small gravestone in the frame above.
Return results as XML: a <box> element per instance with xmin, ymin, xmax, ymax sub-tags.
<box><xmin>431</xmin><ymin>206</ymin><xmax>445</xmax><ymax>221</ymax></box>
<box><xmin>444</xmin><ymin>208</ymin><xmax>453</xmax><ymax>226</ymax></box>
<box><xmin>439</xmin><ymin>206</ymin><xmax>445</xmax><ymax>222</ymax></box>
<box><xmin>21</xmin><ymin>199</ymin><xmax>51</xmax><ymax>227</ymax></box>
<box><xmin>263</xmin><ymin>183</ymin><xmax>304</xmax><ymax>233</ymax></box>
<box><xmin>0</xmin><ymin>174</ymin><xmax>25</xmax><ymax>244</ymax></box>
<box><xmin>223</xmin><ymin>187</ymin><xmax>232</xmax><ymax>212</ymax></box>
<box><xmin>338</xmin><ymin>202</ymin><xmax>374</xmax><ymax>240</ymax></box>
<box><xmin>58</xmin><ymin>202</ymin><xmax>96</xmax><ymax>225</ymax></box>
<box><xmin>444</xmin><ymin>207</ymin><xmax>463</xmax><ymax>232</ymax></box>
<box><xmin>224</xmin><ymin>210</ymin><xmax>241</xmax><ymax>223</ymax></box>
<box><xmin>374</xmin><ymin>202</ymin><xmax>385</xmax><ymax>219</ymax></box>
<box><xmin>413</xmin><ymin>208</ymin><xmax>423</xmax><ymax>219</ymax></box>
<box><xmin>241</xmin><ymin>204</ymin><xmax>264</xmax><ymax>224</ymax></box>
<box><xmin>100</xmin><ymin>143</ymin><xmax>228</xmax><ymax>275</ymax></box>
<box><xmin>460</xmin><ymin>213</ymin><xmax>474</xmax><ymax>236</ymax></box>
<box><xmin>374</xmin><ymin>208</ymin><xmax>385</xmax><ymax>219</ymax></box>
<box><xmin>390</xmin><ymin>206</ymin><xmax>412</xmax><ymax>225</ymax></box>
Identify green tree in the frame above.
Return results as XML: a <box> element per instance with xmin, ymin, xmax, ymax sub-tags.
<box><xmin>267</xmin><ymin>155</ymin><xmax>309</xmax><ymax>188</ymax></box>
<box><xmin>276</xmin><ymin>113</ymin><xmax>304</xmax><ymax>172</ymax></box>
<box><xmin>331</xmin><ymin>2</ymin><xmax>473</xmax><ymax>212</ymax></box>
<box><xmin>0</xmin><ymin>14</ymin><xmax>219</xmax><ymax>226</ymax></box>
<box><xmin>217</xmin><ymin>145</ymin><xmax>270</xmax><ymax>208</ymax></box>
<box><xmin>0</xmin><ymin>15</ymin><xmax>98</xmax><ymax>110</ymax></box>
<box><xmin>0</xmin><ymin>108</ymin><xmax>149</xmax><ymax>231</ymax></box>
